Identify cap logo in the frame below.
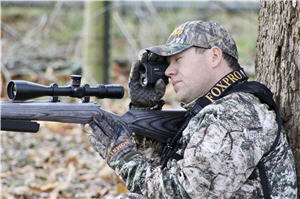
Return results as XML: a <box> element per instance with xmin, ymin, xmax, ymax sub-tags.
<box><xmin>169</xmin><ymin>30</ymin><xmax>183</xmax><ymax>37</ymax></box>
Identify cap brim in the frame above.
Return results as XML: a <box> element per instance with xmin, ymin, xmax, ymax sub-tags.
<box><xmin>146</xmin><ymin>44</ymin><xmax>192</xmax><ymax>57</ymax></box>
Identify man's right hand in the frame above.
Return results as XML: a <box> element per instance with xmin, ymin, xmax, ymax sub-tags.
<box><xmin>128</xmin><ymin>51</ymin><xmax>167</xmax><ymax>110</ymax></box>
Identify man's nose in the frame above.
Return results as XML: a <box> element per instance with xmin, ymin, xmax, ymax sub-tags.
<box><xmin>165</xmin><ymin>64</ymin><xmax>175</xmax><ymax>77</ymax></box>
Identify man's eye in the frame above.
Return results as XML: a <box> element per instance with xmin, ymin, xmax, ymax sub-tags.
<box><xmin>175</xmin><ymin>57</ymin><xmax>182</xmax><ymax>62</ymax></box>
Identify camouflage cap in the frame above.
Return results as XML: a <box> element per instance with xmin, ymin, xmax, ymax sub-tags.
<box><xmin>146</xmin><ymin>20</ymin><xmax>238</xmax><ymax>60</ymax></box>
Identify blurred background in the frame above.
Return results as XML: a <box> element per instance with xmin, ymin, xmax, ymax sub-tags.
<box><xmin>1</xmin><ymin>1</ymin><xmax>259</xmax><ymax>198</ymax></box>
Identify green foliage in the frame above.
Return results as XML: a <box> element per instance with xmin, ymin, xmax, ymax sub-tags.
<box><xmin>2</xmin><ymin>6</ymin><xmax>83</xmax><ymax>45</ymax></box>
<box><xmin>50</xmin><ymin>7</ymin><xmax>84</xmax><ymax>45</ymax></box>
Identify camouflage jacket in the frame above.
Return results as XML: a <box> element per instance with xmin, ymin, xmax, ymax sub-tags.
<box><xmin>115</xmin><ymin>92</ymin><xmax>297</xmax><ymax>199</ymax></box>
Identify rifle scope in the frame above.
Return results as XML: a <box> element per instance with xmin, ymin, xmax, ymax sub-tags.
<box><xmin>7</xmin><ymin>75</ymin><xmax>124</xmax><ymax>101</ymax></box>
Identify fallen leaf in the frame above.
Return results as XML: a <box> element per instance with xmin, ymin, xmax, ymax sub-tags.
<box><xmin>98</xmin><ymin>164</ymin><xmax>115</xmax><ymax>181</ymax></box>
<box><xmin>13</xmin><ymin>186</ymin><xmax>29</xmax><ymax>195</ymax></box>
<box><xmin>100</xmin><ymin>187</ymin><xmax>110</xmax><ymax>196</ymax></box>
<box><xmin>30</xmin><ymin>182</ymin><xmax>59</xmax><ymax>192</ymax></box>
<box><xmin>79</xmin><ymin>173</ymin><xmax>96</xmax><ymax>182</ymax></box>
<box><xmin>67</xmin><ymin>154</ymin><xmax>79</xmax><ymax>166</ymax></box>
<box><xmin>116</xmin><ymin>182</ymin><xmax>130</xmax><ymax>195</ymax></box>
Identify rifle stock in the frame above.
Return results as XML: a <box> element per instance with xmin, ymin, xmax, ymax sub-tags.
<box><xmin>0</xmin><ymin>101</ymin><xmax>186</xmax><ymax>143</ymax></box>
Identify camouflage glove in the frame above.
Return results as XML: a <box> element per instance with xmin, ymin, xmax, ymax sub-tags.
<box><xmin>128</xmin><ymin>51</ymin><xmax>168</xmax><ymax>110</ymax></box>
<box><xmin>88</xmin><ymin>112</ymin><xmax>137</xmax><ymax>169</ymax></box>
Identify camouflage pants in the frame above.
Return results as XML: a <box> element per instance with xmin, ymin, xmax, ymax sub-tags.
<box><xmin>116</xmin><ymin>193</ymin><xmax>149</xmax><ymax>199</ymax></box>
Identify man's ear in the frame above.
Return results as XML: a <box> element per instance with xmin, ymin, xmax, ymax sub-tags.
<box><xmin>210</xmin><ymin>46</ymin><xmax>223</xmax><ymax>68</ymax></box>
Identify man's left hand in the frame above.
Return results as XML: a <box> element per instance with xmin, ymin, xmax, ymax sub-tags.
<box><xmin>88</xmin><ymin>112</ymin><xmax>137</xmax><ymax>168</ymax></box>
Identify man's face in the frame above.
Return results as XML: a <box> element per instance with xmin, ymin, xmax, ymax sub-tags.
<box><xmin>165</xmin><ymin>47</ymin><xmax>213</xmax><ymax>104</ymax></box>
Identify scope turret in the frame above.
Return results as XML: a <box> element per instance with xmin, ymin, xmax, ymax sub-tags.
<box><xmin>7</xmin><ymin>75</ymin><xmax>124</xmax><ymax>102</ymax></box>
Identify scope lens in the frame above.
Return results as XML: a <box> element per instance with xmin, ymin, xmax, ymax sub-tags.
<box><xmin>141</xmin><ymin>77</ymin><xmax>148</xmax><ymax>87</ymax></box>
<box><xmin>7</xmin><ymin>81</ymin><xmax>16</xmax><ymax>100</ymax></box>
<box><xmin>13</xmin><ymin>85</ymin><xmax>16</xmax><ymax>96</ymax></box>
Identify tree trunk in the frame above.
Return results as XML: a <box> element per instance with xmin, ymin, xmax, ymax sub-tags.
<box><xmin>83</xmin><ymin>1</ymin><xmax>111</xmax><ymax>84</ymax></box>
<box><xmin>255</xmin><ymin>0</ymin><xmax>300</xmax><ymax>193</ymax></box>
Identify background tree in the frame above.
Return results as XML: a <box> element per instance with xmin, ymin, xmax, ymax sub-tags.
<box><xmin>255</xmin><ymin>0</ymin><xmax>300</xmax><ymax>192</ymax></box>
<box><xmin>83</xmin><ymin>1</ymin><xmax>111</xmax><ymax>85</ymax></box>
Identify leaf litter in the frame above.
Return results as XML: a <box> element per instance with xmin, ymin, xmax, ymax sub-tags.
<box><xmin>1</xmin><ymin>99</ymin><xmax>132</xmax><ymax>199</ymax></box>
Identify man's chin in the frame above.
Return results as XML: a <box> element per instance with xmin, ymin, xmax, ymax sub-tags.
<box><xmin>177</xmin><ymin>95</ymin><xmax>189</xmax><ymax>104</ymax></box>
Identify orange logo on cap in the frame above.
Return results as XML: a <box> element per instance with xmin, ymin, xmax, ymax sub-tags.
<box><xmin>169</xmin><ymin>30</ymin><xmax>183</xmax><ymax>37</ymax></box>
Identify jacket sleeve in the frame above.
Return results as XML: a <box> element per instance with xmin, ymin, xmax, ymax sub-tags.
<box><xmin>114</xmin><ymin>93</ymin><xmax>278</xmax><ymax>198</ymax></box>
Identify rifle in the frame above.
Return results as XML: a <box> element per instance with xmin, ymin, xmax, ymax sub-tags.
<box><xmin>0</xmin><ymin>75</ymin><xmax>186</xmax><ymax>143</ymax></box>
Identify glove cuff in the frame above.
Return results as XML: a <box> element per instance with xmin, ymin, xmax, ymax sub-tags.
<box><xmin>107</xmin><ymin>139</ymin><xmax>136</xmax><ymax>169</ymax></box>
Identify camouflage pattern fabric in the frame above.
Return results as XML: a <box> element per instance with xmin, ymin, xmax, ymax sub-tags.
<box><xmin>146</xmin><ymin>20</ymin><xmax>238</xmax><ymax>60</ymax></box>
<box><xmin>114</xmin><ymin>92</ymin><xmax>297</xmax><ymax>199</ymax></box>
<box><xmin>132</xmin><ymin>134</ymin><xmax>163</xmax><ymax>164</ymax></box>
<box><xmin>116</xmin><ymin>193</ymin><xmax>150</xmax><ymax>199</ymax></box>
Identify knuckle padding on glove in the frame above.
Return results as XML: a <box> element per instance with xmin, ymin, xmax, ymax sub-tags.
<box><xmin>102</xmin><ymin>112</ymin><xmax>123</xmax><ymax>138</ymax></box>
<box><xmin>89</xmin><ymin>121</ymin><xmax>98</xmax><ymax>131</ymax></box>
<box><xmin>92</xmin><ymin>114</ymin><xmax>115</xmax><ymax>138</ymax></box>
<box><xmin>89</xmin><ymin>123</ymin><xmax>111</xmax><ymax>146</ymax></box>
<box><xmin>89</xmin><ymin>121</ymin><xmax>104</xmax><ymax>139</ymax></box>
<box><xmin>130</xmin><ymin>61</ymin><xmax>142</xmax><ymax>81</ymax></box>
<box><xmin>141</xmin><ymin>52</ymin><xmax>148</xmax><ymax>62</ymax></box>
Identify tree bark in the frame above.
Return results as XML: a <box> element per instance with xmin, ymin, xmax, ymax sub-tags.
<box><xmin>255</xmin><ymin>0</ymin><xmax>300</xmax><ymax>192</ymax></box>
